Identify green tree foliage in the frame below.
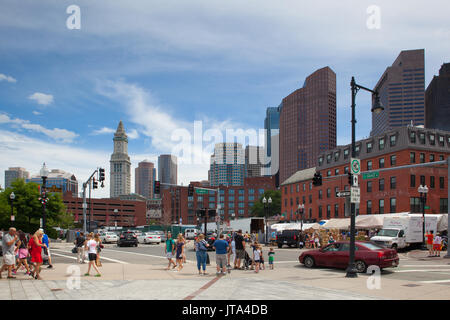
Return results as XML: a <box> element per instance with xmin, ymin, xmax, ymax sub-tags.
<box><xmin>0</xmin><ymin>179</ymin><xmax>71</xmax><ymax>234</ymax></box>
<box><xmin>250</xmin><ymin>189</ymin><xmax>281</xmax><ymax>218</ymax></box>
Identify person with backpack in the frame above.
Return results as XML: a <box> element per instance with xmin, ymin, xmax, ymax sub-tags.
<box><xmin>74</xmin><ymin>232</ymin><xmax>86</xmax><ymax>264</ymax></box>
<box><xmin>195</xmin><ymin>234</ymin><xmax>209</xmax><ymax>275</ymax></box>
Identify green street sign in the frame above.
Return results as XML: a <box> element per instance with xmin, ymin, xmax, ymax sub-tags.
<box><xmin>362</xmin><ymin>171</ymin><xmax>379</xmax><ymax>180</ymax></box>
<box><xmin>195</xmin><ymin>189</ymin><xmax>208</xmax><ymax>195</ymax></box>
<box><xmin>425</xmin><ymin>206</ymin><xmax>430</xmax><ymax>210</ymax></box>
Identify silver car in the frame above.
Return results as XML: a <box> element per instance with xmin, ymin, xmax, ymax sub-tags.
<box><xmin>152</xmin><ymin>231</ymin><xmax>166</xmax><ymax>242</ymax></box>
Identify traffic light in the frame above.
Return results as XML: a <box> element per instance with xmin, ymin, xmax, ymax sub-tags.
<box><xmin>208</xmin><ymin>209</ymin><xmax>216</xmax><ymax>217</ymax></box>
<box><xmin>93</xmin><ymin>178</ymin><xmax>98</xmax><ymax>189</ymax></box>
<box><xmin>348</xmin><ymin>173</ymin><xmax>353</xmax><ymax>185</ymax></box>
<box><xmin>197</xmin><ymin>209</ymin><xmax>205</xmax><ymax>217</ymax></box>
<box><xmin>312</xmin><ymin>172</ymin><xmax>322</xmax><ymax>186</ymax></box>
<box><xmin>188</xmin><ymin>184</ymin><xmax>194</xmax><ymax>196</ymax></box>
<box><xmin>99</xmin><ymin>168</ymin><xmax>105</xmax><ymax>181</ymax></box>
<box><xmin>154</xmin><ymin>181</ymin><xmax>160</xmax><ymax>194</ymax></box>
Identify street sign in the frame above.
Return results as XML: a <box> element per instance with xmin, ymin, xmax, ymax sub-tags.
<box><xmin>336</xmin><ymin>191</ymin><xmax>351</xmax><ymax>198</ymax></box>
<box><xmin>10</xmin><ymin>215</ymin><xmax>15</xmax><ymax>221</ymax></box>
<box><xmin>195</xmin><ymin>189</ymin><xmax>208</xmax><ymax>195</ymax></box>
<box><xmin>351</xmin><ymin>158</ymin><xmax>361</xmax><ymax>175</ymax></box>
<box><xmin>352</xmin><ymin>174</ymin><xmax>359</xmax><ymax>187</ymax></box>
<box><xmin>425</xmin><ymin>206</ymin><xmax>430</xmax><ymax>210</ymax></box>
<box><xmin>362</xmin><ymin>171</ymin><xmax>379</xmax><ymax>180</ymax></box>
<box><xmin>350</xmin><ymin>186</ymin><xmax>360</xmax><ymax>203</ymax></box>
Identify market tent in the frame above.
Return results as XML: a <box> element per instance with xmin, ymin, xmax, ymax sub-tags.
<box><xmin>355</xmin><ymin>215</ymin><xmax>384</xmax><ymax>229</ymax></box>
<box><xmin>437</xmin><ymin>214</ymin><xmax>448</xmax><ymax>232</ymax></box>
<box><xmin>322</xmin><ymin>219</ymin><xmax>350</xmax><ymax>230</ymax></box>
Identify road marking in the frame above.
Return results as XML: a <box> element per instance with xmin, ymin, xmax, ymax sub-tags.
<box><xmin>101</xmin><ymin>248</ymin><xmax>196</xmax><ymax>263</ymax></box>
<box><xmin>402</xmin><ymin>265</ymin><xmax>450</xmax><ymax>268</ymax></box>
<box><xmin>183</xmin><ymin>276</ymin><xmax>222</xmax><ymax>300</ymax></box>
<box><xmin>274</xmin><ymin>261</ymin><xmax>299</xmax><ymax>264</ymax></box>
<box><xmin>51</xmin><ymin>249</ymin><xmax>129</xmax><ymax>264</ymax></box>
<box><xmin>394</xmin><ymin>269</ymin><xmax>450</xmax><ymax>273</ymax></box>
<box><xmin>419</xmin><ymin>279</ymin><xmax>450</xmax><ymax>284</ymax></box>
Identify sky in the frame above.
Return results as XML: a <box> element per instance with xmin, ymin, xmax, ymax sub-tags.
<box><xmin>0</xmin><ymin>0</ymin><xmax>449</xmax><ymax>198</ymax></box>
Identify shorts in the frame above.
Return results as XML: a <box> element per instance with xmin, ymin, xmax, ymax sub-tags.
<box><xmin>88</xmin><ymin>253</ymin><xmax>97</xmax><ymax>261</ymax></box>
<box><xmin>166</xmin><ymin>252</ymin><xmax>173</xmax><ymax>259</ymax></box>
<box><xmin>269</xmin><ymin>260</ymin><xmax>273</xmax><ymax>265</ymax></box>
<box><xmin>254</xmin><ymin>260</ymin><xmax>260</xmax><ymax>263</ymax></box>
<box><xmin>18</xmin><ymin>248</ymin><xmax>29</xmax><ymax>259</ymax></box>
<box><xmin>3</xmin><ymin>253</ymin><xmax>15</xmax><ymax>266</ymax></box>
<box><xmin>427</xmin><ymin>243</ymin><xmax>433</xmax><ymax>250</ymax></box>
<box><xmin>236</xmin><ymin>249</ymin><xmax>245</xmax><ymax>259</ymax></box>
<box><xmin>216</xmin><ymin>254</ymin><xmax>227</xmax><ymax>268</ymax></box>
<box><xmin>433</xmin><ymin>244</ymin><xmax>441</xmax><ymax>251</ymax></box>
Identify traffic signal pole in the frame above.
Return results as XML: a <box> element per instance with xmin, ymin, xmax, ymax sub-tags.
<box><xmin>82</xmin><ymin>168</ymin><xmax>105</xmax><ymax>234</ymax></box>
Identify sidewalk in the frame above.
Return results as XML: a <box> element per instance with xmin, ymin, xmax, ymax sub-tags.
<box><xmin>1</xmin><ymin>258</ymin><xmax>450</xmax><ymax>300</ymax></box>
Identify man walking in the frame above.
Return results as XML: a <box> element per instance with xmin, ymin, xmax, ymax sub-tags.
<box><xmin>234</xmin><ymin>230</ymin><xmax>245</xmax><ymax>269</ymax></box>
<box><xmin>165</xmin><ymin>232</ymin><xmax>176</xmax><ymax>270</ymax></box>
<box><xmin>0</xmin><ymin>228</ymin><xmax>19</xmax><ymax>279</ymax></box>
<box><xmin>75</xmin><ymin>232</ymin><xmax>86</xmax><ymax>264</ymax></box>
<box><xmin>41</xmin><ymin>229</ymin><xmax>53</xmax><ymax>269</ymax></box>
<box><xmin>213</xmin><ymin>234</ymin><xmax>229</xmax><ymax>275</ymax></box>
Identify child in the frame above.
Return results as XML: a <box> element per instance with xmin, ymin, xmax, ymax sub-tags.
<box><xmin>268</xmin><ymin>248</ymin><xmax>275</xmax><ymax>270</ymax></box>
<box><xmin>259</xmin><ymin>246</ymin><xmax>265</xmax><ymax>270</ymax></box>
<box><xmin>433</xmin><ymin>233</ymin><xmax>442</xmax><ymax>257</ymax></box>
<box><xmin>253</xmin><ymin>245</ymin><xmax>261</xmax><ymax>273</ymax></box>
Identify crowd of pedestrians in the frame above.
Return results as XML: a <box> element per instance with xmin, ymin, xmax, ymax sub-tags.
<box><xmin>73</xmin><ymin>231</ymin><xmax>103</xmax><ymax>277</ymax></box>
<box><xmin>425</xmin><ymin>230</ymin><xmax>444</xmax><ymax>257</ymax></box>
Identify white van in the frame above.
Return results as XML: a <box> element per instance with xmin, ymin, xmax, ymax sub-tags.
<box><xmin>184</xmin><ymin>228</ymin><xmax>199</xmax><ymax>240</ymax></box>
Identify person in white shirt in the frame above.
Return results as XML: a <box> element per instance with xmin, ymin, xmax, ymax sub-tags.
<box><xmin>253</xmin><ymin>245</ymin><xmax>261</xmax><ymax>273</ymax></box>
<box><xmin>433</xmin><ymin>233</ymin><xmax>442</xmax><ymax>257</ymax></box>
<box><xmin>84</xmin><ymin>233</ymin><xmax>101</xmax><ymax>277</ymax></box>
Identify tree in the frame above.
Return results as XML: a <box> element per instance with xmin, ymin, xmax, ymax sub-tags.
<box><xmin>250</xmin><ymin>190</ymin><xmax>281</xmax><ymax>218</ymax></box>
<box><xmin>0</xmin><ymin>179</ymin><xmax>71</xmax><ymax>234</ymax></box>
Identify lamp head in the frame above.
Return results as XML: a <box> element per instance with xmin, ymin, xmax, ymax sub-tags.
<box><xmin>262</xmin><ymin>197</ymin><xmax>267</xmax><ymax>204</ymax></box>
<box><xmin>40</xmin><ymin>162</ymin><xmax>49</xmax><ymax>178</ymax></box>
<box><xmin>10</xmin><ymin>192</ymin><xmax>15</xmax><ymax>200</ymax></box>
<box><xmin>371</xmin><ymin>94</ymin><xmax>384</xmax><ymax>114</ymax></box>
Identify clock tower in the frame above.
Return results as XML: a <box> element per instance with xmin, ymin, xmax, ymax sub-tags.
<box><xmin>110</xmin><ymin>120</ymin><xmax>131</xmax><ymax>198</ymax></box>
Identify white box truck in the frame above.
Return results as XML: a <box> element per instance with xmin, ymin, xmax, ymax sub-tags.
<box><xmin>370</xmin><ymin>214</ymin><xmax>440</xmax><ymax>250</ymax></box>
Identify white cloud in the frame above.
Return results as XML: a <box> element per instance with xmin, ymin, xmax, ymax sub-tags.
<box><xmin>127</xmin><ymin>129</ymin><xmax>139</xmax><ymax>140</ymax></box>
<box><xmin>28</xmin><ymin>92</ymin><xmax>54</xmax><ymax>105</ymax></box>
<box><xmin>32</xmin><ymin>111</ymin><xmax>42</xmax><ymax>116</ymax></box>
<box><xmin>0</xmin><ymin>113</ymin><xmax>78</xmax><ymax>143</ymax></box>
<box><xmin>0</xmin><ymin>73</ymin><xmax>16</xmax><ymax>83</ymax></box>
<box><xmin>91</xmin><ymin>127</ymin><xmax>115</xmax><ymax>135</ymax></box>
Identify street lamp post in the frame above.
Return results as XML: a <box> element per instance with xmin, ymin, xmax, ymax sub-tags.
<box><xmin>346</xmin><ymin>77</ymin><xmax>384</xmax><ymax>278</ymax></box>
<box><xmin>9</xmin><ymin>192</ymin><xmax>15</xmax><ymax>226</ymax></box>
<box><xmin>298</xmin><ymin>204</ymin><xmax>305</xmax><ymax>231</ymax></box>
<box><xmin>114</xmin><ymin>209</ymin><xmax>118</xmax><ymax>230</ymax></box>
<box><xmin>262</xmin><ymin>197</ymin><xmax>272</xmax><ymax>244</ymax></box>
<box><xmin>418</xmin><ymin>184</ymin><xmax>429</xmax><ymax>250</ymax></box>
<box><xmin>40</xmin><ymin>163</ymin><xmax>49</xmax><ymax>232</ymax></box>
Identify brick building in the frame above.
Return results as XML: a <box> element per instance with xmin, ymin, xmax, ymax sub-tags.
<box><xmin>162</xmin><ymin>177</ymin><xmax>276</xmax><ymax>226</ymax></box>
<box><xmin>281</xmin><ymin>126</ymin><xmax>450</xmax><ymax>221</ymax></box>
<box><xmin>63</xmin><ymin>193</ymin><xmax>147</xmax><ymax>228</ymax></box>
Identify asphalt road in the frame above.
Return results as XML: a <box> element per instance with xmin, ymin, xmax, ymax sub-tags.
<box><xmin>49</xmin><ymin>242</ymin><xmax>450</xmax><ymax>285</ymax></box>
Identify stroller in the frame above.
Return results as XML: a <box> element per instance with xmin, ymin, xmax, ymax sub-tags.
<box><xmin>243</xmin><ymin>251</ymin><xmax>253</xmax><ymax>270</ymax></box>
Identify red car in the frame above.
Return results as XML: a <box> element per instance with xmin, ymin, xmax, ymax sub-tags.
<box><xmin>299</xmin><ymin>241</ymin><xmax>399</xmax><ymax>273</ymax></box>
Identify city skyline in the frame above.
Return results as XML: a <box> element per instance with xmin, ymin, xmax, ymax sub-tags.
<box><xmin>1</xmin><ymin>1</ymin><xmax>449</xmax><ymax>198</ymax></box>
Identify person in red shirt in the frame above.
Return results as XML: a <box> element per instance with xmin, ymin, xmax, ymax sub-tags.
<box><xmin>425</xmin><ymin>230</ymin><xmax>434</xmax><ymax>257</ymax></box>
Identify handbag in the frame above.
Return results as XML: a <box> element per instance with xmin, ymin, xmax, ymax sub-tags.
<box><xmin>72</xmin><ymin>247</ymin><xmax>77</xmax><ymax>254</ymax></box>
<box><xmin>206</xmin><ymin>252</ymin><xmax>210</xmax><ymax>265</ymax></box>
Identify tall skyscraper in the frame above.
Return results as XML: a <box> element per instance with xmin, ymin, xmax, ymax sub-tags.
<box><xmin>371</xmin><ymin>49</ymin><xmax>425</xmax><ymax>136</ymax></box>
<box><xmin>209</xmin><ymin>143</ymin><xmax>245</xmax><ymax>187</ymax></box>
<box><xmin>4</xmin><ymin>167</ymin><xmax>29</xmax><ymax>189</ymax></box>
<box><xmin>110</xmin><ymin>121</ymin><xmax>131</xmax><ymax>198</ymax></box>
<box><xmin>426</xmin><ymin>63</ymin><xmax>450</xmax><ymax>132</ymax></box>
<box><xmin>158</xmin><ymin>155</ymin><xmax>177</xmax><ymax>189</ymax></box>
<box><xmin>245</xmin><ymin>145</ymin><xmax>265</xmax><ymax>178</ymax></box>
<box><xmin>264</xmin><ymin>104</ymin><xmax>281</xmax><ymax>178</ymax></box>
<box><xmin>279</xmin><ymin>66</ymin><xmax>337</xmax><ymax>184</ymax></box>
<box><xmin>135</xmin><ymin>160</ymin><xmax>155</xmax><ymax>199</ymax></box>
<box><xmin>28</xmin><ymin>169</ymin><xmax>78</xmax><ymax>196</ymax></box>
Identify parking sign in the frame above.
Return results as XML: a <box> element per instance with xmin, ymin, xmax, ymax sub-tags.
<box><xmin>351</xmin><ymin>158</ymin><xmax>361</xmax><ymax>175</ymax></box>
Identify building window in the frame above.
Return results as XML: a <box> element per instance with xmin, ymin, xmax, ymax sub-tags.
<box><xmin>419</xmin><ymin>132</ymin><xmax>425</xmax><ymax>144</ymax></box>
<box><xmin>439</xmin><ymin>155</ymin><xmax>444</xmax><ymax>161</ymax></box>
<box><xmin>296</xmin><ymin>197</ymin><xmax>299</xmax><ymax>205</ymax></box>
<box><xmin>410</xmin><ymin>152</ymin><xmax>416</xmax><ymax>164</ymax></box>
<box><xmin>410</xmin><ymin>131</ymin><xmax>416</xmax><ymax>143</ymax></box>
<box><xmin>303</xmin><ymin>184</ymin><xmax>306</xmax><ymax>191</ymax></box>
<box><xmin>440</xmin><ymin>177</ymin><xmax>445</xmax><ymax>189</ymax></box>
<box><xmin>290</xmin><ymin>185</ymin><xmax>293</xmax><ymax>193</ymax></box>
<box><xmin>309</xmin><ymin>195</ymin><xmax>312</xmax><ymax>204</ymax></box>
<box><xmin>335</xmin><ymin>187</ymin><xmax>338</xmax><ymax>197</ymax></box>
<box><xmin>344</xmin><ymin>149</ymin><xmax>349</xmax><ymax>160</ymax></box>
<box><xmin>430</xmin><ymin>134</ymin><xmax>435</xmax><ymax>145</ymax></box>
<box><xmin>379</xmin><ymin>199</ymin><xmax>385</xmax><ymax>214</ymax></box>
<box><xmin>420</xmin><ymin>175</ymin><xmax>425</xmax><ymax>186</ymax></box>
<box><xmin>410</xmin><ymin>197</ymin><xmax>421</xmax><ymax>213</ymax></box>
<box><xmin>318</xmin><ymin>190</ymin><xmax>323</xmax><ymax>199</ymax></box>
<box><xmin>344</xmin><ymin>167</ymin><xmax>349</xmax><ymax>174</ymax></box>
<box><xmin>390</xmin><ymin>198</ymin><xmax>397</xmax><ymax>213</ymax></box>
<box><xmin>367</xmin><ymin>181</ymin><xmax>372</xmax><ymax>193</ymax></box>
<box><xmin>390</xmin><ymin>135</ymin><xmax>397</xmax><ymax>147</ymax></box>
<box><xmin>355</xmin><ymin>145</ymin><xmax>361</xmax><ymax>156</ymax></box>
<box><xmin>379</xmin><ymin>138</ymin><xmax>385</xmax><ymax>150</ymax></box>
<box><xmin>430</xmin><ymin>176</ymin><xmax>435</xmax><ymax>189</ymax></box>
<box><xmin>327</xmin><ymin>205</ymin><xmax>331</xmax><ymax>219</ymax></box>
<box><xmin>296</xmin><ymin>184</ymin><xmax>299</xmax><ymax>193</ymax></box>
<box><xmin>420</xmin><ymin>153</ymin><xmax>425</xmax><ymax>163</ymax></box>
<box><xmin>334</xmin><ymin>204</ymin><xmax>339</xmax><ymax>218</ymax></box>
<box><xmin>302</xmin><ymin>196</ymin><xmax>305</xmax><ymax>204</ymax></box>
<box><xmin>327</xmin><ymin>154</ymin><xmax>332</xmax><ymax>164</ymax></box>
<box><xmin>410</xmin><ymin>175</ymin><xmax>416</xmax><ymax>188</ymax></box>
<box><xmin>379</xmin><ymin>158</ymin><xmax>385</xmax><ymax>168</ymax></box>
<box><xmin>290</xmin><ymin>198</ymin><xmax>293</xmax><ymax>206</ymax></box>
<box><xmin>390</xmin><ymin>155</ymin><xmax>396</xmax><ymax>166</ymax></box>
<box><xmin>318</xmin><ymin>157</ymin><xmax>324</xmax><ymax>166</ymax></box>
<box><xmin>335</xmin><ymin>169</ymin><xmax>339</xmax><ymax>175</ymax></box>
<box><xmin>390</xmin><ymin>176</ymin><xmax>396</xmax><ymax>189</ymax></box>
<box><xmin>318</xmin><ymin>206</ymin><xmax>322</xmax><ymax>218</ymax></box>
<box><xmin>309</xmin><ymin>208</ymin><xmax>312</xmax><ymax>219</ymax></box>
<box><xmin>439</xmin><ymin>136</ymin><xmax>445</xmax><ymax>146</ymax></box>
<box><xmin>309</xmin><ymin>182</ymin><xmax>312</xmax><ymax>190</ymax></box>
<box><xmin>440</xmin><ymin>199</ymin><xmax>448</xmax><ymax>213</ymax></box>
<box><xmin>379</xmin><ymin>178</ymin><xmax>385</xmax><ymax>191</ymax></box>
<box><xmin>366</xmin><ymin>142</ymin><xmax>373</xmax><ymax>153</ymax></box>
<box><xmin>334</xmin><ymin>151</ymin><xmax>340</xmax><ymax>162</ymax></box>
<box><xmin>367</xmin><ymin>160</ymin><xmax>373</xmax><ymax>171</ymax></box>
<box><xmin>327</xmin><ymin>188</ymin><xmax>331</xmax><ymax>198</ymax></box>
<box><xmin>367</xmin><ymin>200</ymin><xmax>372</xmax><ymax>215</ymax></box>
<box><xmin>327</xmin><ymin>170</ymin><xmax>331</xmax><ymax>177</ymax></box>
<box><xmin>430</xmin><ymin>154</ymin><xmax>435</xmax><ymax>162</ymax></box>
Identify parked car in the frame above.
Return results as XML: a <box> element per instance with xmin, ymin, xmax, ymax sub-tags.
<box><xmin>117</xmin><ymin>231</ymin><xmax>138</xmax><ymax>247</ymax></box>
<box><xmin>299</xmin><ymin>241</ymin><xmax>399</xmax><ymax>273</ymax></box>
<box><xmin>100</xmin><ymin>232</ymin><xmax>119</xmax><ymax>244</ymax></box>
<box><xmin>153</xmin><ymin>230</ymin><xmax>166</xmax><ymax>242</ymax></box>
<box><xmin>184</xmin><ymin>228</ymin><xmax>200</xmax><ymax>240</ymax></box>
<box><xmin>138</xmin><ymin>232</ymin><xmax>161</xmax><ymax>244</ymax></box>
<box><xmin>276</xmin><ymin>230</ymin><xmax>304</xmax><ymax>248</ymax></box>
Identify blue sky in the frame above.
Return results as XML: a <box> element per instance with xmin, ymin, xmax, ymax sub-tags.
<box><xmin>0</xmin><ymin>0</ymin><xmax>449</xmax><ymax>198</ymax></box>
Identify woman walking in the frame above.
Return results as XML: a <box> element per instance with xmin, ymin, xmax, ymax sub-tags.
<box><xmin>175</xmin><ymin>234</ymin><xmax>185</xmax><ymax>272</ymax></box>
<box><xmin>30</xmin><ymin>230</ymin><xmax>47</xmax><ymax>280</ymax></box>
<box><xmin>15</xmin><ymin>231</ymin><xmax>31</xmax><ymax>276</ymax></box>
<box><xmin>194</xmin><ymin>234</ymin><xmax>208</xmax><ymax>275</ymax></box>
<box><xmin>84</xmin><ymin>233</ymin><xmax>101</xmax><ymax>277</ymax></box>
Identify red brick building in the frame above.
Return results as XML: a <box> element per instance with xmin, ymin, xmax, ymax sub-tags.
<box><xmin>162</xmin><ymin>177</ymin><xmax>276</xmax><ymax>226</ymax></box>
<box><xmin>281</xmin><ymin>126</ymin><xmax>450</xmax><ymax>221</ymax></box>
<box><xmin>63</xmin><ymin>193</ymin><xmax>147</xmax><ymax>228</ymax></box>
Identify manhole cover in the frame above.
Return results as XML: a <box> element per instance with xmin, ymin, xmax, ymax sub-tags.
<box><xmin>51</xmin><ymin>288</ymin><xmax>63</xmax><ymax>292</ymax></box>
<box><xmin>403</xmin><ymin>284</ymin><xmax>421</xmax><ymax>288</ymax></box>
